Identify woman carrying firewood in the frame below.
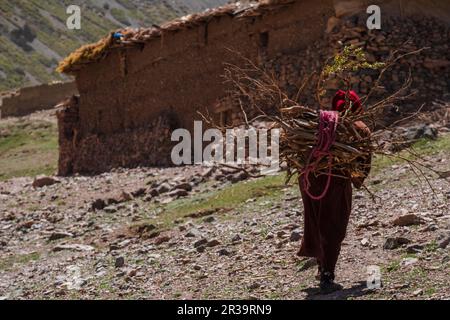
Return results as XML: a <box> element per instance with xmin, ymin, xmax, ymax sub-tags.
<box><xmin>297</xmin><ymin>90</ymin><xmax>372</xmax><ymax>294</ymax></box>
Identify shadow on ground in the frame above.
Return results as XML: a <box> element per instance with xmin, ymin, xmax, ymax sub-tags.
<box><xmin>302</xmin><ymin>281</ymin><xmax>373</xmax><ymax>300</ymax></box>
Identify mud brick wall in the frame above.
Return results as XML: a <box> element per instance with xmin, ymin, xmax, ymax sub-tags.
<box><xmin>57</xmin><ymin>96</ymin><xmax>80</xmax><ymax>176</ymax></box>
<box><xmin>1</xmin><ymin>82</ymin><xmax>78</xmax><ymax>118</ymax></box>
<box><xmin>58</xmin><ymin>101</ymin><xmax>178</xmax><ymax>175</ymax></box>
<box><xmin>60</xmin><ymin>0</ymin><xmax>335</xmax><ymax>175</ymax></box>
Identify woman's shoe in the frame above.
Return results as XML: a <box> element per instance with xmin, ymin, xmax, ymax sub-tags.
<box><xmin>319</xmin><ymin>271</ymin><xmax>343</xmax><ymax>294</ymax></box>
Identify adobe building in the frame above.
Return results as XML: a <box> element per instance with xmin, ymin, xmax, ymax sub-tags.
<box><xmin>57</xmin><ymin>0</ymin><xmax>450</xmax><ymax>175</ymax></box>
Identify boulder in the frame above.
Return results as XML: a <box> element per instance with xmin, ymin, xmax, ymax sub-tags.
<box><xmin>48</xmin><ymin>231</ymin><xmax>73</xmax><ymax>241</ymax></box>
<box><xmin>91</xmin><ymin>199</ymin><xmax>106</xmax><ymax>211</ymax></box>
<box><xmin>172</xmin><ymin>182</ymin><xmax>192</xmax><ymax>192</ymax></box>
<box><xmin>32</xmin><ymin>176</ymin><xmax>59</xmax><ymax>188</ymax></box>
<box><xmin>156</xmin><ymin>183</ymin><xmax>171</xmax><ymax>194</ymax></box>
<box><xmin>383</xmin><ymin>237</ymin><xmax>411</xmax><ymax>250</ymax></box>
<box><xmin>53</xmin><ymin>244</ymin><xmax>95</xmax><ymax>252</ymax></box>
<box><xmin>392</xmin><ymin>214</ymin><xmax>423</xmax><ymax>226</ymax></box>
<box><xmin>168</xmin><ymin>189</ymin><xmax>189</xmax><ymax>198</ymax></box>
<box><xmin>229</xmin><ymin>171</ymin><xmax>249</xmax><ymax>183</ymax></box>
<box><xmin>289</xmin><ymin>230</ymin><xmax>302</xmax><ymax>242</ymax></box>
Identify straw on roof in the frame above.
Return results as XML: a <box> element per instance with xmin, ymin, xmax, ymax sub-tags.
<box><xmin>57</xmin><ymin>0</ymin><xmax>296</xmax><ymax>74</ymax></box>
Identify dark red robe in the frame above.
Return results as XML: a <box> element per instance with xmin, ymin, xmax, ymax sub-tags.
<box><xmin>298</xmin><ymin>173</ymin><xmax>352</xmax><ymax>273</ymax></box>
<box><xmin>297</xmin><ymin>120</ymin><xmax>371</xmax><ymax>275</ymax></box>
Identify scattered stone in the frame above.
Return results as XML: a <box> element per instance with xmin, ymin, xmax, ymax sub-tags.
<box><xmin>185</xmin><ymin>228</ymin><xmax>203</xmax><ymax>238</ymax></box>
<box><xmin>265</xmin><ymin>233</ymin><xmax>274</xmax><ymax>240</ymax></box>
<box><xmin>115</xmin><ymin>257</ymin><xmax>125</xmax><ymax>268</ymax></box>
<box><xmin>403</xmin><ymin>124</ymin><xmax>438</xmax><ymax>141</ymax></box>
<box><xmin>214</xmin><ymin>174</ymin><xmax>225</xmax><ymax>181</ymax></box>
<box><xmin>401</xmin><ymin>257</ymin><xmax>419</xmax><ymax>267</ymax></box>
<box><xmin>131</xmin><ymin>188</ymin><xmax>146</xmax><ymax>198</ymax></box>
<box><xmin>218</xmin><ymin>248</ymin><xmax>231</xmax><ymax>256</ymax></box>
<box><xmin>115</xmin><ymin>191</ymin><xmax>133</xmax><ymax>203</ymax></box>
<box><xmin>392</xmin><ymin>214</ymin><xmax>423</xmax><ymax>226</ymax></box>
<box><xmin>383</xmin><ymin>237</ymin><xmax>411</xmax><ymax>250</ymax></box>
<box><xmin>231</xmin><ymin>234</ymin><xmax>242</xmax><ymax>243</ymax></box>
<box><xmin>201</xmin><ymin>167</ymin><xmax>215</xmax><ymax>178</ymax></box>
<box><xmin>17</xmin><ymin>220</ymin><xmax>34</xmax><ymax>230</ymax></box>
<box><xmin>248</xmin><ymin>282</ymin><xmax>260</xmax><ymax>290</ymax></box>
<box><xmin>203</xmin><ymin>216</ymin><xmax>215</xmax><ymax>223</ymax></box>
<box><xmin>356</xmin><ymin>220</ymin><xmax>379</xmax><ymax>230</ymax></box>
<box><xmin>207</xmin><ymin>239</ymin><xmax>221</xmax><ymax>247</ymax></box>
<box><xmin>168</xmin><ymin>189</ymin><xmax>189</xmax><ymax>198</ymax></box>
<box><xmin>196</xmin><ymin>246</ymin><xmax>206</xmax><ymax>253</ymax></box>
<box><xmin>277</xmin><ymin>230</ymin><xmax>286</xmax><ymax>238</ymax></box>
<box><xmin>413</xmin><ymin>289</ymin><xmax>423</xmax><ymax>296</ymax></box>
<box><xmin>194</xmin><ymin>239</ymin><xmax>208</xmax><ymax>248</ymax></box>
<box><xmin>32</xmin><ymin>176</ymin><xmax>60</xmax><ymax>188</ymax></box>
<box><xmin>127</xmin><ymin>269</ymin><xmax>137</xmax><ymax>277</ymax></box>
<box><xmin>155</xmin><ymin>235</ymin><xmax>171</xmax><ymax>245</ymax></box>
<box><xmin>103</xmin><ymin>205</ymin><xmax>117</xmax><ymax>213</ymax></box>
<box><xmin>53</xmin><ymin>244</ymin><xmax>95</xmax><ymax>252</ymax></box>
<box><xmin>131</xmin><ymin>223</ymin><xmax>156</xmax><ymax>236</ymax></box>
<box><xmin>91</xmin><ymin>199</ymin><xmax>106</xmax><ymax>211</ymax></box>
<box><xmin>406</xmin><ymin>244</ymin><xmax>424</xmax><ymax>254</ymax></box>
<box><xmin>298</xmin><ymin>257</ymin><xmax>318</xmax><ymax>271</ymax></box>
<box><xmin>289</xmin><ymin>230</ymin><xmax>302</xmax><ymax>242</ymax></box>
<box><xmin>361</xmin><ymin>238</ymin><xmax>370</xmax><ymax>247</ymax></box>
<box><xmin>371</xmin><ymin>179</ymin><xmax>383</xmax><ymax>185</ymax></box>
<box><xmin>48</xmin><ymin>231</ymin><xmax>73</xmax><ymax>241</ymax></box>
<box><xmin>157</xmin><ymin>183</ymin><xmax>171</xmax><ymax>194</ymax></box>
<box><xmin>437</xmin><ymin>233</ymin><xmax>450</xmax><ymax>249</ymax></box>
<box><xmin>229</xmin><ymin>171</ymin><xmax>248</xmax><ymax>183</ymax></box>
<box><xmin>147</xmin><ymin>188</ymin><xmax>159</xmax><ymax>197</ymax></box>
<box><xmin>173</xmin><ymin>183</ymin><xmax>192</xmax><ymax>192</ymax></box>
<box><xmin>187</xmin><ymin>209</ymin><xmax>216</xmax><ymax>218</ymax></box>
<box><xmin>423</xmin><ymin>221</ymin><xmax>439</xmax><ymax>231</ymax></box>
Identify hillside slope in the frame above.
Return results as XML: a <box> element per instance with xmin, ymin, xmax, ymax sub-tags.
<box><xmin>0</xmin><ymin>0</ymin><xmax>227</xmax><ymax>91</ymax></box>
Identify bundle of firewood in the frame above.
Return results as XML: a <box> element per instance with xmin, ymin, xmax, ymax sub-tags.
<box><xmin>200</xmin><ymin>47</ymin><xmax>439</xmax><ymax>193</ymax></box>
<box><xmin>275</xmin><ymin>105</ymin><xmax>373</xmax><ymax>181</ymax></box>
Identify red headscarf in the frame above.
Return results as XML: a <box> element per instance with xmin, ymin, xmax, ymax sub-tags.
<box><xmin>332</xmin><ymin>90</ymin><xmax>363</xmax><ymax>114</ymax></box>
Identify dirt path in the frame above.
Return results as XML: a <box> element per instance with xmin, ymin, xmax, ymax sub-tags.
<box><xmin>0</xmin><ymin>136</ymin><xmax>449</xmax><ymax>300</ymax></box>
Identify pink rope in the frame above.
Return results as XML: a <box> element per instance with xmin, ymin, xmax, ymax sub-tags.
<box><xmin>301</xmin><ymin>110</ymin><xmax>339</xmax><ymax>200</ymax></box>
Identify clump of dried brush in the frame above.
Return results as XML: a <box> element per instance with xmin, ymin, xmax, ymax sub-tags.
<box><xmin>219</xmin><ymin>45</ymin><xmax>441</xmax><ymax>192</ymax></box>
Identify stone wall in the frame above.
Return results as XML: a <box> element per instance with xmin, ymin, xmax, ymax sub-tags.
<box><xmin>263</xmin><ymin>14</ymin><xmax>450</xmax><ymax>111</ymax></box>
<box><xmin>0</xmin><ymin>81</ymin><xmax>78</xmax><ymax>118</ymax></box>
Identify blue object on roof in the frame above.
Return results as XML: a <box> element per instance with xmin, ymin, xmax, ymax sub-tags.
<box><xmin>113</xmin><ymin>32</ymin><xmax>123</xmax><ymax>39</ymax></box>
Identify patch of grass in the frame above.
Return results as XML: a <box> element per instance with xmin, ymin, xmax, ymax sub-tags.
<box><xmin>141</xmin><ymin>174</ymin><xmax>286</xmax><ymax>229</ymax></box>
<box><xmin>0</xmin><ymin>119</ymin><xmax>58</xmax><ymax>180</ymax></box>
<box><xmin>425</xmin><ymin>241</ymin><xmax>439</xmax><ymax>253</ymax></box>
<box><xmin>385</xmin><ymin>259</ymin><xmax>401</xmax><ymax>273</ymax></box>
<box><xmin>0</xmin><ymin>251</ymin><xmax>41</xmax><ymax>271</ymax></box>
<box><xmin>424</xmin><ymin>287</ymin><xmax>437</xmax><ymax>297</ymax></box>
<box><xmin>401</xmin><ymin>253</ymin><xmax>418</xmax><ymax>259</ymax></box>
<box><xmin>372</xmin><ymin>133</ymin><xmax>450</xmax><ymax>175</ymax></box>
<box><xmin>110</xmin><ymin>8</ymin><xmax>130</xmax><ymax>26</ymax></box>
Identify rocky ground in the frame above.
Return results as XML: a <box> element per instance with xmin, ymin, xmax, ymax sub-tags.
<box><xmin>0</xmin><ymin>127</ymin><xmax>449</xmax><ymax>300</ymax></box>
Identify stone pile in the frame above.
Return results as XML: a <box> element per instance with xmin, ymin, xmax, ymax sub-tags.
<box><xmin>263</xmin><ymin>15</ymin><xmax>450</xmax><ymax>115</ymax></box>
